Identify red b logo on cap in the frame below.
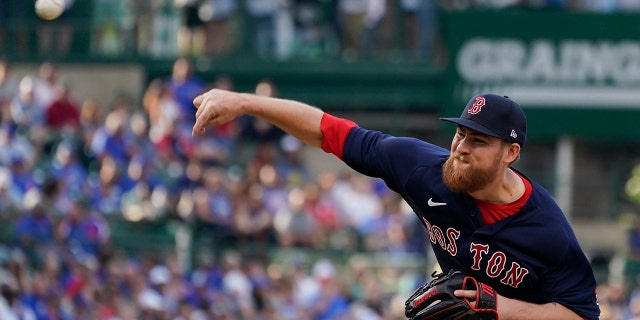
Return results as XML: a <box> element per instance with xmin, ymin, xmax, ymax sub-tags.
<box><xmin>468</xmin><ymin>97</ymin><xmax>485</xmax><ymax>115</ymax></box>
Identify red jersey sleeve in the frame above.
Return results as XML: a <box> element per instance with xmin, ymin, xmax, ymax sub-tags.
<box><xmin>320</xmin><ymin>113</ymin><xmax>357</xmax><ymax>160</ymax></box>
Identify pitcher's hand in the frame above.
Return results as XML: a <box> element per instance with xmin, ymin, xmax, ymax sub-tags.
<box><xmin>192</xmin><ymin>89</ymin><xmax>245</xmax><ymax>136</ymax></box>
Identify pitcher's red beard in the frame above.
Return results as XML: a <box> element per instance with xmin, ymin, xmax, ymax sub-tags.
<box><xmin>442</xmin><ymin>153</ymin><xmax>501</xmax><ymax>193</ymax></box>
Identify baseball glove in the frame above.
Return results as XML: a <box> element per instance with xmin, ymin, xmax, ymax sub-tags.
<box><xmin>404</xmin><ymin>269</ymin><xmax>498</xmax><ymax>320</ymax></box>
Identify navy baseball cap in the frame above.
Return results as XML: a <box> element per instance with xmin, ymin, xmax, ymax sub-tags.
<box><xmin>441</xmin><ymin>94</ymin><xmax>527</xmax><ymax>147</ymax></box>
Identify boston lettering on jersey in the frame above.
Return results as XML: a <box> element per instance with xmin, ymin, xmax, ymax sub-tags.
<box><xmin>423</xmin><ymin>217</ymin><xmax>530</xmax><ymax>289</ymax></box>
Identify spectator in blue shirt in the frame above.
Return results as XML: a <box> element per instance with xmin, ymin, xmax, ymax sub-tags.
<box><xmin>167</xmin><ymin>58</ymin><xmax>206</xmax><ymax>127</ymax></box>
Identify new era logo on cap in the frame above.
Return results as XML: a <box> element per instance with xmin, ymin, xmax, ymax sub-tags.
<box><xmin>441</xmin><ymin>94</ymin><xmax>527</xmax><ymax>147</ymax></box>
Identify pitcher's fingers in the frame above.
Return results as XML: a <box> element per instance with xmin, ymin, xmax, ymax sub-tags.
<box><xmin>193</xmin><ymin>106</ymin><xmax>218</xmax><ymax>135</ymax></box>
<box><xmin>195</xmin><ymin>96</ymin><xmax>209</xmax><ymax>118</ymax></box>
<box><xmin>192</xmin><ymin>126</ymin><xmax>203</xmax><ymax>136</ymax></box>
<box><xmin>193</xmin><ymin>94</ymin><xmax>205</xmax><ymax>109</ymax></box>
<box><xmin>454</xmin><ymin>290</ymin><xmax>476</xmax><ymax>299</ymax></box>
<box><xmin>192</xmin><ymin>116</ymin><xmax>206</xmax><ymax>136</ymax></box>
<box><xmin>192</xmin><ymin>120</ymin><xmax>201</xmax><ymax>136</ymax></box>
<box><xmin>193</xmin><ymin>109</ymin><xmax>207</xmax><ymax>133</ymax></box>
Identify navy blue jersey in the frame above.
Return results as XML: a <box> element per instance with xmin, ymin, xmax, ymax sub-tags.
<box><xmin>340</xmin><ymin>126</ymin><xmax>600</xmax><ymax>319</ymax></box>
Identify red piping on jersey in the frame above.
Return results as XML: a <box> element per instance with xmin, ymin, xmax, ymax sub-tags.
<box><xmin>320</xmin><ymin>113</ymin><xmax>357</xmax><ymax>160</ymax></box>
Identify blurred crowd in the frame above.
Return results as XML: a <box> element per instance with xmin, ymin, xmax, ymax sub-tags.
<box><xmin>1</xmin><ymin>2</ymin><xmax>640</xmax><ymax>319</ymax></box>
<box><xmin>90</xmin><ymin>0</ymin><xmax>443</xmax><ymax>61</ymax></box>
<box><xmin>4</xmin><ymin>0</ymin><xmax>640</xmax><ymax>63</ymax></box>
<box><xmin>7</xmin><ymin>58</ymin><xmax>640</xmax><ymax>320</ymax></box>
<box><xmin>7</xmin><ymin>59</ymin><xmax>640</xmax><ymax>319</ymax></box>
<box><xmin>92</xmin><ymin>0</ymin><xmax>640</xmax><ymax>61</ymax></box>
<box><xmin>0</xmin><ymin>57</ymin><xmax>433</xmax><ymax>319</ymax></box>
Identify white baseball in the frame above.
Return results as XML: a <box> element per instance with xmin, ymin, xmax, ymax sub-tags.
<box><xmin>35</xmin><ymin>0</ymin><xmax>65</xmax><ymax>21</ymax></box>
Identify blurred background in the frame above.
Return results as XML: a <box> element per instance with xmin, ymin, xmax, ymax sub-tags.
<box><xmin>0</xmin><ymin>0</ymin><xmax>639</xmax><ymax>319</ymax></box>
